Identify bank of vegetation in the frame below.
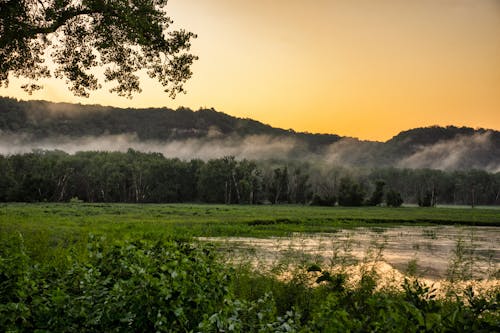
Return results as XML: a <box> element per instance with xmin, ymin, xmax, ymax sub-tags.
<box><xmin>1</xmin><ymin>202</ymin><xmax>499</xmax><ymax>331</ymax></box>
<box><xmin>1</xmin><ymin>228</ymin><xmax>498</xmax><ymax>332</ymax></box>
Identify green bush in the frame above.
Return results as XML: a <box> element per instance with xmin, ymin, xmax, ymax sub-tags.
<box><xmin>310</xmin><ymin>194</ymin><xmax>336</xmax><ymax>206</ymax></box>
<box><xmin>338</xmin><ymin>177</ymin><xmax>365</xmax><ymax>206</ymax></box>
<box><xmin>0</xmin><ymin>235</ymin><xmax>231</xmax><ymax>332</ymax></box>
<box><xmin>386</xmin><ymin>189</ymin><xmax>404</xmax><ymax>207</ymax></box>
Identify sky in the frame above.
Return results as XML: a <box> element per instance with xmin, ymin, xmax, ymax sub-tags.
<box><xmin>2</xmin><ymin>0</ymin><xmax>500</xmax><ymax>141</ymax></box>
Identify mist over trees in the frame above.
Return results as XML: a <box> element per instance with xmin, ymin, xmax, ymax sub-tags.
<box><xmin>1</xmin><ymin>150</ymin><xmax>499</xmax><ymax>206</ymax></box>
<box><xmin>1</xmin><ymin>97</ymin><xmax>499</xmax><ymax>171</ymax></box>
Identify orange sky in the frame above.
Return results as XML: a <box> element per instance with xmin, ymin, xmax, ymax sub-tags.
<box><xmin>2</xmin><ymin>0</ymin><xmax>500</xmax><ymax>141</ymax></box>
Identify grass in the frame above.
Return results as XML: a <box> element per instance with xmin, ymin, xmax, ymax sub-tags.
<box><xmin>1</xmin><ymin>203</ymin><xmax>499</xmax><ymax>241</ymax></box>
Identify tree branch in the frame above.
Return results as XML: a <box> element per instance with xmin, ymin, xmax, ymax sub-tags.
<box><xmin>29</xmin><ymin>8</ymin><xmax>100</xmax><ymax>36</ymax></box>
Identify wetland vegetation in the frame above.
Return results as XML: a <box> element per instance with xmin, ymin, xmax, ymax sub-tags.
<box><xmin>1</xmin><ymin>203</ymin><xmax>499</xmax><ymax>331</ymax></box>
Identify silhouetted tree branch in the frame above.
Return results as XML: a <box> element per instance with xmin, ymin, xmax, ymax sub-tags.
<box><xmin>0</xmin><ymin>0</ymin><xmax>197</xmax><ymax>98</ymax></box>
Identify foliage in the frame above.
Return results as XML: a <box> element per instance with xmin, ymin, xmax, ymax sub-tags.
<box><xmin>386</xmin><ymin>189</ymin><xmax>404</xmax><ymax>207</ymax></box>
<box><xmin>2</xmin><ymin>232</ymin><xmax>498</xmax><ymax>332</ymax></box>
<box><xmin>198</xmin><ymin>156</ymin><xmax>236</xmax><ymax>204</ymax></box>
<box><xmin>268</xmin><ymin>167</ymin><xmax>290</xmax><ymax>204</ymax></box>
<box><xmin>0</xmin><ymin>97</ymin><xmax>341</xmax><ymax>143</ymax></box>
<box><xmin>310</xmin><ymin>194</ymin><xmax>336</xmax><ymax>206</ymax></box>
<box><xmin>337</xmin><ymin>177</ymin><xmax>365</xmax><ymax>206</ymax></box>
<box><xmin>0</xmin><ymin>234</ymin><xmax>230</xmax><ymax>332</ymax></box>
<box><xmin>419</xmin><ymin>190</ymin><xmax>436</xmax><ymax>207</ymax></box>
<box><xmin>0</xmin><ymin>150</ymin><xmax>320</xmax><ymax>205</ymax></box>
<box><xmin>367</xmin><ymin>180</ymin><xmax>386</xmax><ymax>206</ymax></box>
<box><xmin>0</xmin><ymin>1</ymin><xmax>197</xmax><ymax>98</ymax></box>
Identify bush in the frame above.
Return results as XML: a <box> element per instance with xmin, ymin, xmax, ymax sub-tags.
<box><xmin>0</xmin><ymin>235</ymin><xmax>231</xmax><ymax>332</ymax></box>
<box><xmin>310</xmin><ymin>194</ymin><xmax>336</xmax><ymax>206</ymax></box>
<box><xmin>338</xmin><ymin>177</ymin><xmax>365</xmax><ymax>206</ymax></box>
<box><xmin>367</xmin><ymin>180</ymin><xmax>385</xmax><ymax>206</ymax></box>
<box><xmin>386</xmin><ymin>189</ymin><xmax>404</xmax><ymax>207</ymax></box>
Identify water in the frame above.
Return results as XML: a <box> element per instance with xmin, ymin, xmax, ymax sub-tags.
<box><xmin>201</xmin><ymin>226</ymin><xmax>499</xmax><ymax>280</ymax></box>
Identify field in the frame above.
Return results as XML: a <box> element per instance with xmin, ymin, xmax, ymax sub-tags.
<box><xmin>1</xmin><ymin>203</ymin><xmax>499</xmax><ymax>331</ymax></box>
<box><xmin>1</xmin><ymin>202</ymin><xmax>499</xmax><ymax>238</ymax></box>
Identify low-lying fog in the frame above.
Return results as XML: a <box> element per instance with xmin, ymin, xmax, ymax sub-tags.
<box><xmin>1</xmin><ymin>131</ymin><xmax>499</xmax><ymax>172</ymax></box>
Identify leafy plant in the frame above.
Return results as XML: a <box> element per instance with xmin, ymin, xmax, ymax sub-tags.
<box><xmin>1</xmin><ymin>234</ymin><xmax>231</xmax><ymax>332</ymax></box>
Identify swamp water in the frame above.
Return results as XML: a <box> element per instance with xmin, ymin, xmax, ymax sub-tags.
<box><xmin>200</xmin><ymin>226</ymin><xmax>499</xmax><ymax>291</ymax></box>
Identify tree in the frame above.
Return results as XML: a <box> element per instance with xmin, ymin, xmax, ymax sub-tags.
<box><xmin>367</xmin><ymin>180</ymin><xmax>385</xmax><ymax>206</ymax></box>
<box><xmin>0</xmin><ymin>0</ymin><xmax>197</xmax><ymax>98</ymax></box>
<box><xmin>0</xmin><ymin>155</ymin><xmax>15</xmax><ymax>201</ymax></box>
<box><xmin>386</xmin><ymin>189</ymin><xmax>403</xmax><ymax>207</ymax></box>
<box><xmin>310</xmin><ymin>194</ymin><xmax>336</xmax><ymax>206</ymax></box>
<box><xmin>268</xmin><ymin>167</ymin><xmax>289</xmax><ymax>204</ymax></box>
<box><xmin>337</xmin><ymin>177</ymin><xmax>365</xmax><ymax>206</ymax></box>
<box><xmin>310</xmin><ymin>166</ymin><xmax>340</xmax><ymax>206</ymax></box>
<box><xmin>418</xmin><ymin>191</ymin><xmax>434</xmax><ymax>207</ymax></box>
<box><xmin>288</xmin><ymin>167</ymin><xmax>311</xmax><ymax>204</ymax></box>
<box><xmin>234</xmin><ymin>159</ymin><xmax>262</xmax><ymax>204</ymax></box>
<box><xmin>198</xmin><ymin>157</ymin><xmax>236</xmax><ymax>204</ymax></box>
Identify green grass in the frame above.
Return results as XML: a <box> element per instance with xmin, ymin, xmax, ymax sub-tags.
<box><xmin>1</xmin><ymin>203</ymin><xmax>498</xmax><ymax>241</ymax></box>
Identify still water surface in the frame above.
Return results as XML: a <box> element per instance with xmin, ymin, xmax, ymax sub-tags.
<box><xmin>202</xmin><ymin>226</ymin><xmax>499</xmax><ymax>280</ymax></box>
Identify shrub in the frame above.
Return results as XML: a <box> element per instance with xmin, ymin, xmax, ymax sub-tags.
<box><xmin>367</xmin><ymin>180</ymin><xmax>385</xmax><ymax>206</ymax></box>
<box><xmin>0</xmin><ymin>235</ymin><xmax>231</xmax><ymax>332</ymax></box>
<box><xmin>386</xmin><ymin>189</ymin><xmax>404</xmax><ymax>207</ymax></box>
<box><xmin>338</xmin><ymin>177</ymin><xmax>365</xmax><ymax>206</ymax></box>
<box><xmin>310</xmin><ymin>194</ymin><xmax>336</xmax><ymax>206</ymax></box>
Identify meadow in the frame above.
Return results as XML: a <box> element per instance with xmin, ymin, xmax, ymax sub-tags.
<box><xmin>1</xmin><ymin>203</ymin><xmax>499</xmax><ymax>331</ymax></box>
<box><xmin>1</xmin><ymin>202</ymin><xmax>499</xmax><ymax>239</ymax></box>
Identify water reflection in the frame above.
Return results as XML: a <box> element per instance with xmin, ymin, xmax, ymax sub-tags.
<box><xmin>202</xmin><ymin>226</ymin><xmax>499</xmax><ymax>281</ymax></box>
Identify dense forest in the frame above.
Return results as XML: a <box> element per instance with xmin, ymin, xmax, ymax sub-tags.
<box><xmin>1</xmin><ymin>149</ymin><xmax>498</xmax><ymax>206</ymax></box>
<box><xmin>1</xmin><ymin>97</ymin><xmax>499</xmax><ymax>170</ymax></box>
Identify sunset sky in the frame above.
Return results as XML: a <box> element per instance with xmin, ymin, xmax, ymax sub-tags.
<box><xmin>2</xmin><ymin>0</ymin><xmax>500</xmax><ymax>141</ymax></box>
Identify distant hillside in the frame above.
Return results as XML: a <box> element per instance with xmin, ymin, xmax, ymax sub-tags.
<box><xmin>0</xmin><ymin>97</ymin><xmax>499</xmax><ymax>171</ymax></box>
<box><xmin>380</xmin><ymin>126</ymin><xmax>500</xmax><ymax>170</ymax></box>
<box><xmin>386</xmin><ymin>126</ymin><xmax>499</xmax><ymax>154</ymax></box>
<box><xmin>0</xmin><ymin>97</ymin><xmax>341</xmax><ymax>149</ymax></box>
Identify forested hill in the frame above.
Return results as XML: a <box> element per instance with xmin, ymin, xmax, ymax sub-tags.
<box><xmin>0</xmin><ymin>97</ymin><xmax>499</xmax><ymax>171</ymax></box>
<box><xmin>0</xmin><ymin>97</ymin><xmax>340</xmax><ymax>147</ymax></box>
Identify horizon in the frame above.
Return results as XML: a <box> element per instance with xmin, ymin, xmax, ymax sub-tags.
<box><xmin>1</xmin><ymin>0</ymin><xmax>499</xmax><ymax>141</ymax></box>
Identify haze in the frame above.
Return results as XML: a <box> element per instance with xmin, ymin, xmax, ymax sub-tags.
<box><xmin>2</xmin><ymin>0</ymin><xmax>500</xmax><ymax>141</ymax></box>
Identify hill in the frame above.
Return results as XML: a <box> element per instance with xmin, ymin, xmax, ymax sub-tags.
<box><xmin>0</xmin><ymin>97</ymin><xmax>498</xmax><ymax>171</ymax></box>
<box><xmin>382</xmin><ymin>126</ymin><xmax>500</xmax><ymax>170</ymax></box>
<box><xmin>0</xmin><ymin>97</ymin><xmax>340</xmax><ymax>146</ymax></box>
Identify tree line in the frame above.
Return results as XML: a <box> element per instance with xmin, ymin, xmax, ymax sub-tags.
<box><xmin>0</xmin><ymin>150</ymin><xmax>499</xmax><ymax>206</ymax></box>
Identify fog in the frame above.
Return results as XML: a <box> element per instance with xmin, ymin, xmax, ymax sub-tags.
<box><xmin>0</xmin><ymin>132</ymin><xmax>299</xmax><ymax>161</ymax></box>
<box><xmin>1</xmin><ymin>130</ymin><xmax>498</xmax><ymax>172</ymax></box>
<box><xmin>397</xmin><ymin>132</ymin><xmax>499</xmax><ymax>172</ymax></box>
